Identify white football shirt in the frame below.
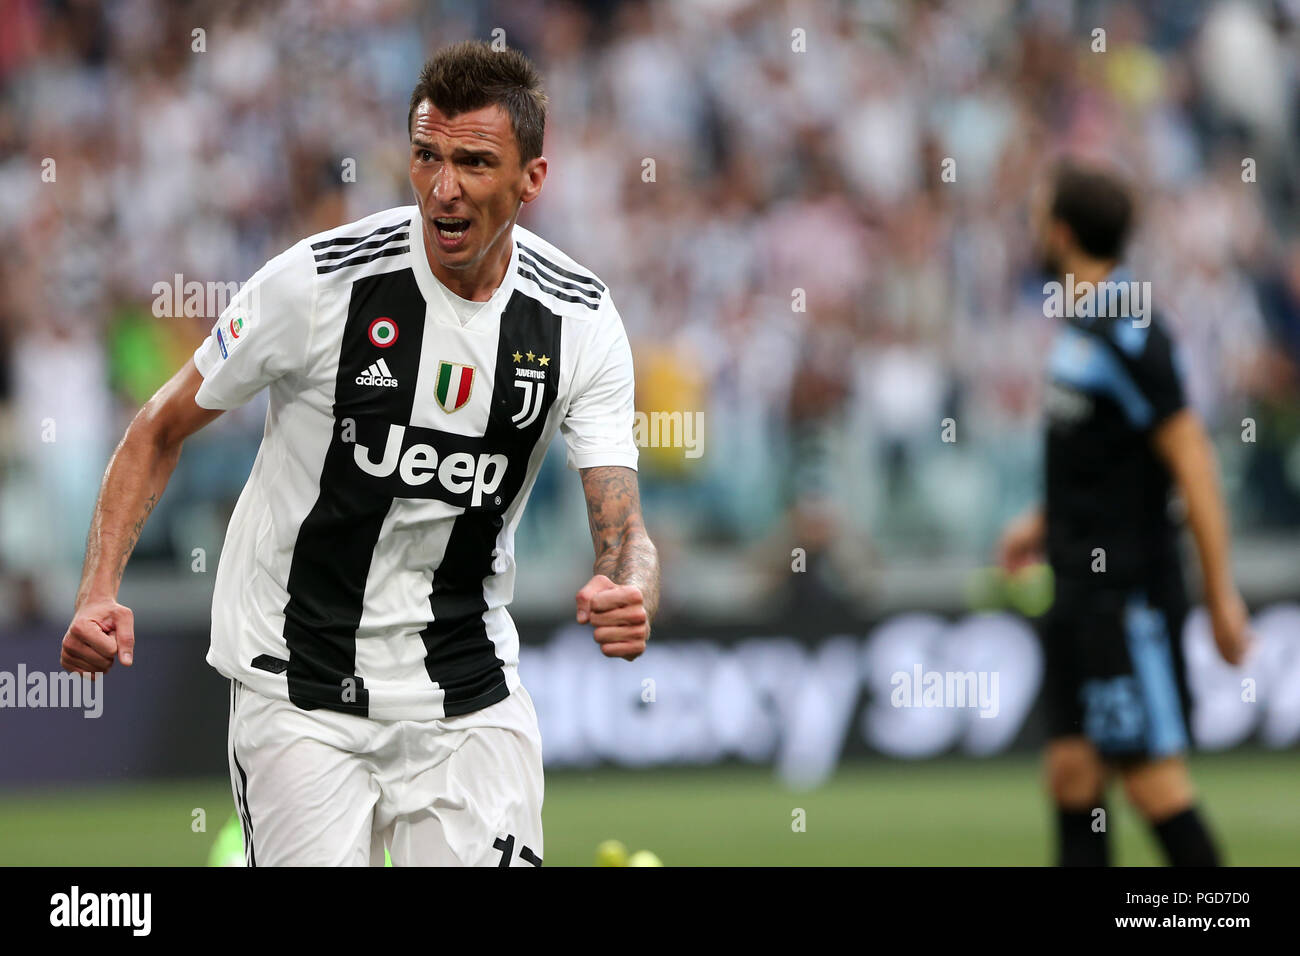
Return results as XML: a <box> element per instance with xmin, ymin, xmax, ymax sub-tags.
<box><xmin>192</xmin><ymin>205</ymin><xmax>637</xmax><ymax>720</ymax></box>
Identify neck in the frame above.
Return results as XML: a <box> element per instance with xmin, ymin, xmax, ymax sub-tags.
<box><xmin>1061</xmin><ymin>255</ymin><xmax>1117</xmax><ymax>288</ymax></box>
<box><xmin>424</xmin><ymin>219</ymin><xmax>515</xmax><ymax>301</ymax></box>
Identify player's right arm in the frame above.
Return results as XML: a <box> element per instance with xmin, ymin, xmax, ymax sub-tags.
<box><xmin>63</xmin><ymin>237</ymin><xmax>315</xmax><ymax>676</ymax></box>
<box><xmin>63</xmin><ymin>360</ymin><xmax>223</xmax><ymax>675</ymax></box>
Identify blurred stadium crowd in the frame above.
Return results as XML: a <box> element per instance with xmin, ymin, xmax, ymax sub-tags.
<box><xmin>1</xmin><ymin>0</ymin><xmax>1298</xmax><ymax>624</ymax></box>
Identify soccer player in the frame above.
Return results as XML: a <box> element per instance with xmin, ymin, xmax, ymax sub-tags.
<box><xmin>998</xmin><ymin>161</ymin><xmax>1251</xmax><ymax>866</ymax></box>
<box><xmin>60</xmin><ymin>41</ymin><xmax>659</xmax><ymax>866</ymax></box>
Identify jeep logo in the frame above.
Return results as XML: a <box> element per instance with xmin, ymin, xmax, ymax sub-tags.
<box><xmin>354</xmin><ymin>423</ymin><xmax>507</xmax><ymax>507</ymax></box>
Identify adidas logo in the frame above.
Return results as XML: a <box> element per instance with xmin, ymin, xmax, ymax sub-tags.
<box><xmin>356</xmin><ymin>358</ymin><xmax>398</xmax><ymax>388</ymax></box>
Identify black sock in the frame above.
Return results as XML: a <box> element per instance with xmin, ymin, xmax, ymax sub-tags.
<box><xmin>1057</xmin><ymin>806</ymin><xmax>1109</xmax><ymax>866</ymax></box>
<box><xmin>1152</xmin><ymin>806</ymin><xmax>1221</xmax><ymax>867</ymax></box>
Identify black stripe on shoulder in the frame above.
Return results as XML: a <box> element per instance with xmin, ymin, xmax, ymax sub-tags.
<box><xmin>517</xmin><ymin>267</ymin><xmax>600</xmax><ymax>309</ymax></box>
<box><xmin>316</xmin><ymin>244</ymin><xmax>410</xmax><ymax>275</ymax></box>
<box><xmin>516</xmin><ymin>251</ymin><xmax>602</xmax><ymax>303</ymax></box>
<box><xmin>516</xmin><ymin>241</ymin><xmax>605</xmax><ymax>292</ymax></box>
<box><xmin>315</xmin><ymin>231</ymin><xmax>409</xmax><ymax>262</ymax></box>
<box><xmin>311</xmin><ymin>220</ymin><xmax>408</xmax><ymax>253</ymax></box>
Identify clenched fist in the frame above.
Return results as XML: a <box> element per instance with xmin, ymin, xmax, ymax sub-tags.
<box><xmin>576</xmin><ymin>574</ymin><xmax>649</xmax><ymax>661</ymax></box>
<box><xmin>62</xmin><ymin>598</ymin><xmax>136</xmax><ymax>676</ymax></box>
<box><xmin>997</xmin><ymin>509</ymin><xmax>1046</xmax><ymax>574</ymax></box>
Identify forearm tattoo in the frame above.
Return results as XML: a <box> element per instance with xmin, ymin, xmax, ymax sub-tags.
<box><xmin>581</xmin><ymin>466</ymin><xmax>660</xmax><ymax>622</ymax></box>
<box><xmin>113</xmin><ymin>492</ymin><xmax>160</xmax><ymax>587</ymax></box>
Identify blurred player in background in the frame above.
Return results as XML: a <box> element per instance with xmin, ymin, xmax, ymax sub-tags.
<box><xmin>59</xmin><ymin>41</ymin><xmax>658</xmax><ymax>866</ymax></box>
<box><xmin>999</xmin><ymin>161</ymin><xmax>1252</xmax><ymax>866</ymax></box>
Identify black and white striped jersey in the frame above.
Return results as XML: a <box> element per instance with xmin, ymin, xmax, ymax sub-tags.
<box><xmin>192</xmin><ymin>205</ymin><xmax>637</xmax><ymax>720</ymax></box>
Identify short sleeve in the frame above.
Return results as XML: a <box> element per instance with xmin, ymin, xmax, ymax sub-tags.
<box><xmin>1116</xmin><ymin>318</ymin><xmax>1187</xmax><ymax>428</ymax></box>
<box><xmin>560</xmin><ymin>295</ymin><xmax>639</xmax><ymax>471</ymax></box>
<box><xmin>192</xmin><ymin>240</ymin><xmax>315</xmax><ymax>411</ymax></box>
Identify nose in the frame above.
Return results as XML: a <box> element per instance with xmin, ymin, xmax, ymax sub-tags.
<box><xmin>431</xmin><ymin>161</ymin><xmax>461</xmax><ymax>206</ymax></box>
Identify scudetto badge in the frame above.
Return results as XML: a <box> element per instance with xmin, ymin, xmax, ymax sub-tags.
<box><xmin>368</xmin><ymin>317</ymin><xmax>398</xmax><ymax>348</ymax></box>
<box><xmin>436</xmin><ymin>361</ymin><xmax>475</xmax><ymax>412</ymax></box>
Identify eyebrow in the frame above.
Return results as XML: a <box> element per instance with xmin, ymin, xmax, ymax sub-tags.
<box><xmin>410</xmin><ymin>137</ymin><xmax>499</xmax><ymax>160</ymax></box>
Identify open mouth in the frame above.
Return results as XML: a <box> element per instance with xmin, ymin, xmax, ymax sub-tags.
<box><xmin>434</xmin><ymin>217</ymin><xmax>470</xmax><ymax>241</ymax></box>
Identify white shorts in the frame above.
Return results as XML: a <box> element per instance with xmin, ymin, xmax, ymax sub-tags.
<box><xmin>226</xmin><ymin>679</ymin><xmax>544</xmax><ymax>866</ymax></box>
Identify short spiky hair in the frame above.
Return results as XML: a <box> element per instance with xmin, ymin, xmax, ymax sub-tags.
<box><xmin>1049</xmin><ymin>161</ymin><xmax>1135</xmax><ymax>261</ymax></box>
<box><xmin>407</xmin><ymin>41</ymin><xmax>548</xmax><ymax>164</ymax></box>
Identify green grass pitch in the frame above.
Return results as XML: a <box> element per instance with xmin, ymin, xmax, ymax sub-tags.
<box><xmin>0</xmin><ymin>751</ymin><xmax>1294</xmax><ymax>866</ymax></box>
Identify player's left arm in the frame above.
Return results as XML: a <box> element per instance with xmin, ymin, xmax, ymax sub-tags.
<box><xmin>576</xmin><ymin>465</ymin><xmax>659</xmax><ymax>661</ymax></box>
<box><xmin>1152</xmin><ymin>409</ymin><xmax>1251</xmax><ymax>666</ymax></box>
<box><xmin>1128</xmin><ymin>319</ymin><xmax>1251</xmax><ymax>666</ymax></box>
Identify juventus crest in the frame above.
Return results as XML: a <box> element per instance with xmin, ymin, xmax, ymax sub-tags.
<box><xmin>510</xmin><ymin>349</ymin><xmax>549</xmax><ymax>430</ymax></box>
